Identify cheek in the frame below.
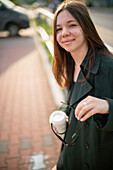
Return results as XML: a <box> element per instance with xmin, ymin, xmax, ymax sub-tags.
<box><xmin>74</xmin><ymin>30</ymin><xmax>85</xmax><ymax>42</ymax></box>
<box><xmin>72</xmin><ymin>26</ymin><xmax>84</xmax><ymax>36</ymax></box>
<box><xmin>72</xmin><ymin>29</ymin><xmax>81</xmax><ymax>37</ymax></box>
<box><xmin>56</xmin><ymin>34</ymin><xmax>61</xmax><ymax>45</ymax></box>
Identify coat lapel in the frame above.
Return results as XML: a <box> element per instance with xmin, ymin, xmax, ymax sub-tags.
<box><xmin>70</xmin><ymin>70</ymin><xmax>92</xmax><ymax>105</ymax></box>
<box><xmin>69</xmin><ymin>52</ymin><xmax>101</xmax><ymax>106</ymax></box>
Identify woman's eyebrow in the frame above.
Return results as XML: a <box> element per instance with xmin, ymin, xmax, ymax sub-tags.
<box><xmin>56</xmin><ymin>20</ymin><xmax>77</xmax><ymax>27</ymax></box>
<box><xmin>56</xmin><ymin>24</ymin><xmax>61</xmax><ymax>27</ymax></box>
<box><xmin>67</xmin><ymin>20</ymin><xmax>77</xmax><ymax>23</ymax></box>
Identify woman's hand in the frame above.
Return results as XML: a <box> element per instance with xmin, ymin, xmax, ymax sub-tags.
<box><xmin>75</xmin><ymin>96</ymin><xmax>109</xmax><ymax>121</ymax></box>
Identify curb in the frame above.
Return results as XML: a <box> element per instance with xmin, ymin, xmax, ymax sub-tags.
<box><xmin>33</xmin><ymin>33</ymin><xmax>65</xmax><ymax>107</ymax></box>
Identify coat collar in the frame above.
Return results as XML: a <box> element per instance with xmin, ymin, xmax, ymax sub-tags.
<box><xmin>70</xmin><ymin>71</ymin><xmax>92</xmax><ymax>105</ymax></box>
<box><xmin>70</xmin><ymin>53</ymin><xmax>101</xmax><ymax>105</ymax></box>
<box><xmin>80</xmin><ymin>51</ymin><xmax>101</xmax><ymax>74</ymax></box>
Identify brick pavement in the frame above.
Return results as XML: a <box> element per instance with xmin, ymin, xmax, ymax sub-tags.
<box><xmin>0</xmin><ymin>31</ymin><xmax>61</xmax><ymax>169</ymax></box>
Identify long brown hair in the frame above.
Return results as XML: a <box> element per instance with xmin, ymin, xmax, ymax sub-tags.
<box><xmin>52</xmin><ymin>0</ymin><xmax>111</xmax><ymax>89</ymax></box>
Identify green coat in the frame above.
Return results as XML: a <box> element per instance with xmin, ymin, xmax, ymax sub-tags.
<box><xmin>57</xmin><ymin>53</ymin><xmax>113</xmax><ymax>170</ymax></box>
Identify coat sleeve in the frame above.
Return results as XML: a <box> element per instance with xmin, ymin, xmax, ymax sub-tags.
<box><xmin>94</xmin><ymin>62</ymin><xmax>113</xmax><ymax>131</ymax></box>
<box><xmin>94</xmin><ymin>97</ymin><xmax>113</xmax><ymax>131</ymax></box>
<box><xmin>102</xmin><ymin>97</ymin><xmax>113</xmax><ymax>131</ymax></box>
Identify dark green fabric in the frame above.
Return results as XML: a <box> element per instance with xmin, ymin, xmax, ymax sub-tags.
<box><xmin>57</xmin><ymin>53</ymin><xmax>113</xmax><ymax>170</ymax></box>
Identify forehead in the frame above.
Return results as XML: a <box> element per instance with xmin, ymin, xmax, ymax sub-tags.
<box><xmin>56</xmin><ymin>10</ymin><xmax>77</xmax><ymax>25</ymax></box>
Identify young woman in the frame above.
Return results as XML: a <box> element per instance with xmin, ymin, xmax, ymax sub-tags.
<box><xmin>52</xmin><ymin>1</ymin><xmax>113</xmax><ymax>169</ymax></box>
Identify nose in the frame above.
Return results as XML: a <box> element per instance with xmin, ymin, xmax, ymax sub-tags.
<box><xmin>62</xmin><ymin>27</ymin><xmax>70</xmax><ymax>37</ymax></box>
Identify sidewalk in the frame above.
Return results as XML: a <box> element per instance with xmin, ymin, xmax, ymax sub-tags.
<box><xmin>0</xmin><ymin>29</ymin><xmax>61</xmax><ymax>170</ymax></box>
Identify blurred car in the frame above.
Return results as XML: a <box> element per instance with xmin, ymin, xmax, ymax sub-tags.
<box><xmin>0</xmin><ymin>0</ymin><xmax>30</xmax><ymax>36</ymax></box>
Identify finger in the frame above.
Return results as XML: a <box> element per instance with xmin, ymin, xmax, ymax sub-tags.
<box><xmin>78</xmin><ymin>105</ymin><xmax>92</xmax><ymax>120</ymax></box>
<box><xmin>53</xmin><ymin>125</ymin><xmax>58</xmax><ymax>133</ymax></box>
<box><xmin>66</xmin><ymin>116</ymin><xmax>69</xmax><ymax>123</ymax></box>
<box><xmin>80</xmin><ymin>108</ymin><xmax>97</xmax><ymax>121</ymax></box>
<box><xmin>75</xmin><ymin>102</ymin><xmax>83</xmax><ymax>119</ymax></box>
<box><xmin>75</xmin><ymin>96</ymin><xmax>95</xmax><ymax>119</ymax></box>
<box><xmin>75</xmin><ymin>99</ymin><xmax>88</xmax><ymax>119</ymax></box>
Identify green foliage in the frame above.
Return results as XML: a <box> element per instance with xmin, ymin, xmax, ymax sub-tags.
<box><xmin>10</xmin><ymin>0</ymin><xmax>19</xmax><ymax>5</ymax></box>
<box><xmin>36</xmin><ymin>16</ymin><xmax>52</xmax><ymax>35</ymax></box>
<box><xmin>42</xmin><ymin>42</ymin><xmax>53</xmax><ymax>63</ymax></box>
<box><xmin>35</xmin><ymin>16</ymin><xmax>53</xmax><ymax>63</ymax></box>
<box><xmin>22</xmin><ymin>0</ymin><xmax>36</xmax><ymax>4</ymax></box>
<box><xmin>10</xmin><ymin>0</ymin><xmax>36</xmax><ymax>5</ymax></box>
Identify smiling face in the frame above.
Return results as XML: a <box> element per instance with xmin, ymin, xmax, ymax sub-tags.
<box><xmin>56</xmin><ymin>10</ymin><xmax>88</xmax><ymax>56</ymax></box>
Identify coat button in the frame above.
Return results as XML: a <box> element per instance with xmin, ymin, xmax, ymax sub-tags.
<box><xmin>84</xmin><ymin>122</ymin><xmax>89</xmax><ymax>127</ymax></box>
<box><xmin>85</xmin><ymin>143</ymin><xmax>89</xmax><ymax>149</ymax></box>
<box><xmin>84</xmin><ymin>163</ymin><xmax>89</xmax><ymax>169</ymax></box>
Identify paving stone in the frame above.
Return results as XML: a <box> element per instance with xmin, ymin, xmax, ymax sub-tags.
<box><xmin>19</xmin><ymin>149</ymin><xmax>32</xmax><ymax>164</ymax></box>
<box><xmin>42</xmin><ymin>135</ymin><xmax>54</xmax><ymax>146</ymax></box>
<box><xmin>8</xmin><ymin>144</ymin><xmax>20</xmax><ymax>158</ymax></box>
<box><xmin>19</xmin><ymin>138</ymin><xmax>32</xmax><ymax>150</ymax></box>
<box><xmin>7</xmin><ymin>158</ymin><xmax>19</xmax><ymax>170</ymax></box>
<box><xmin>0</xmin><ymin>153</ymin><xmax>7</xmax><ymax>168</ymax></box>
<box><xmin>0</xmin><ymin>141</ymin><xmax>8</xmax><ymax>153</ymax></box>
<box><xmin>0</xmin><ymin>131</ymin><xmax>9</xmax><ymax>141</ymax></box>
<box><xmin>0</xmin><ymin>30</ymin><xmax>60</xmax><ymax>169</ymax></box>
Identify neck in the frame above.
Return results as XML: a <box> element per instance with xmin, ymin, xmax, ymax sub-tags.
<box><xmin>71</xmin><ymin>44</ymin><xmax>88</xmax><ymax>66</ymax></box>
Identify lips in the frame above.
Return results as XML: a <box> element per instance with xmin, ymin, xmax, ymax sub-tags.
<box><xmin>62</xmin><ymin>39</ymin><xmax>75</xmax><ymax>45</ymax></box>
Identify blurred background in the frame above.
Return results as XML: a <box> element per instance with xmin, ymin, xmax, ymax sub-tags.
<box><xmin>0</xmin><ymin>0</ymin><xmax>113</xmax><ymax>170</ymax></box>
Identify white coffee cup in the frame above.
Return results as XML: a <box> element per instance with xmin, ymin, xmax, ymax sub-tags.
<box><xmin>49</xmin><ymin>110</ymin><xmax>66</xmax><ymax>135</ymax></box>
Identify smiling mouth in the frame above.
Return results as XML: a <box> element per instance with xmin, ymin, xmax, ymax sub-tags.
<box><xmin>62</xmin><ymin>39</ymin><xmax>75</xmax><ymax>45</ymax></box>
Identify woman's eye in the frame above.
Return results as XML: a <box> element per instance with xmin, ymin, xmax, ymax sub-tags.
<box><xmin>70</xmin><ymin>24</ymin><xmax>77</xmax><ymax>27</ymax></box>
<box><xmin>56</xmin><ymin>28</ymin><xmax>62</xmax><ymax>32</ymax></box>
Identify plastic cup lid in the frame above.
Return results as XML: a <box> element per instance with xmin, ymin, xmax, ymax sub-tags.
<box><xmin>49</xmin><ymin>111</ymin><xmax>66</xmax><ymax>125</ymax></box>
